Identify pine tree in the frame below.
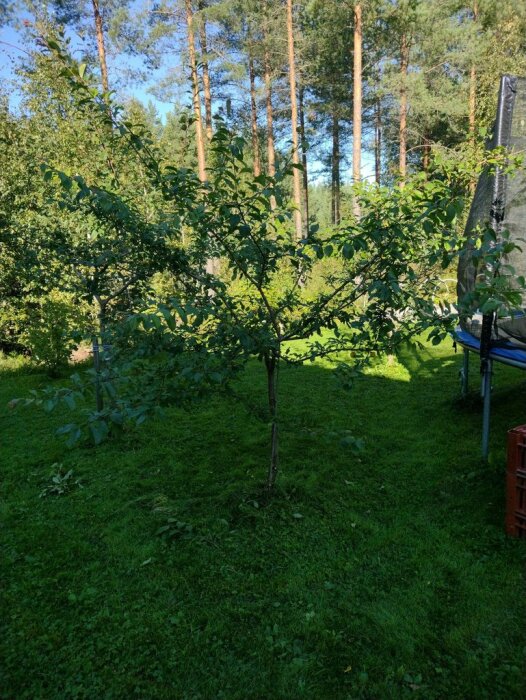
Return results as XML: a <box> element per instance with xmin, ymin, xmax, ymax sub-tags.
<box><xmin>286</xmin><ymin>0</ymin><xmax>302</xmax><ymax>241</ymax></box>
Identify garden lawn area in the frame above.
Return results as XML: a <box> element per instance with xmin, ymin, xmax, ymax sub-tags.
<box><xmin>1</xmin><ymin>340</ymin><xmax>525</xmax><ymax>700</ymax></box>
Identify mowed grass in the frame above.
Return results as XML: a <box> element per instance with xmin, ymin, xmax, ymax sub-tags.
<box><xmin>1</xmin><ymin>341</ymin><xmax>525</xmax><ymax>699</ymax></box>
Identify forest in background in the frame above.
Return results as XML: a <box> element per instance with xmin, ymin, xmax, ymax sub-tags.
<box><xmin>2</xmin><ymin>0</ymin><xmax>526</xmax><ymax>228</ymax></box>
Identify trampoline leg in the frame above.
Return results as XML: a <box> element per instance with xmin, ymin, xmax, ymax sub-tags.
<box><xmin>461</xmin><ymin>348</ymin><xmax>469</xmax><ymax>398</ymax></box>
<box><xmin>481</xmin><ymin>359</ymin><xmax>492</xmax><ymax>461</ymax></box>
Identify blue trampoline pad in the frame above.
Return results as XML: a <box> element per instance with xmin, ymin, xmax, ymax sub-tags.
<box><xmin>453</xmin><ymin>329</ymin><xmax>526</xmax><ymax>369</ymax></box>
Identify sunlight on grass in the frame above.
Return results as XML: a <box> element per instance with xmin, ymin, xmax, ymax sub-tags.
<box><xmin>1</xmin><ymin>340</ymin><xmax>525</xmax><ymax>699</ymax></box>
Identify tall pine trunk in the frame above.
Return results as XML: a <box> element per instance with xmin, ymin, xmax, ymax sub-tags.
<box><xmin>331</xmin><ymin>111</ymin><xmax>341</xmax><ymax>225</ymax></box>
<box><xmin>248</xmin><ymin>49</ymin><xmax>261</xmax><ymax>177</ymax></box>
<box><xmin>375</xmin><ymin>98</ymin><xmax>382</xmax><ymax>184</ymax></box>
<box><xmin>263</xmin><ymin>41</ymin><xmax>275</xmax><ymax>178</ymax></box>
<box><xmin>469</xmin><ymin>1</ymin><xmax>478</xmax><ymax>192</ymax></box>
<box><xmin>399</xmin><ymin>32</ymin><xmax>409</xmax><ymax>184</ymax></box>
<box><xmin>286</xmin><ymin>0</ymin><xmax>302</xmax><ymax>241</ymax></box>
<box><xmin>185</xmin><ymin>0</ymin><xmax>206</xmax><ymax>183</ymax></box>
<box><xmin>469</xmin><ymin>0</ymin><xmax>478</xmax><ymax>151</ymax></box>
<box><xmin>185</xmin><ymin>0</ymin><xmax>215</xmax><ymax>274</ymax></box>
<box><xmin>352</xmin><ymin>1</ymin><xmax>362</xmax><ymax>217</ymax></box>
<box><xmin>91</xmin><ymin>0</ymin><xmax>109</xmax><ymax>92</ymax></box>
<box><xmin>298</xmin><ymin>83</ymin><xmax>309</xmax><ymax>232</ymax></box>
<box><xmin>198</xmin><ymin>0</ymin><xmax>213</xmax><ymax>141</ymax></box>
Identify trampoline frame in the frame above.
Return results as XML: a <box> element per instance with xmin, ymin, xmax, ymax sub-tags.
<box><xmin>454</xmin><ymin>328</ymin><xmax>526</xmax><ymax>459</ymax></box>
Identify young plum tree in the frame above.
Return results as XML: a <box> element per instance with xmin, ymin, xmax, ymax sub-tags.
<box><xmin>27</xmin><ymin>36</ymin><xmax>469</xmax><ymax>490</ymax></box>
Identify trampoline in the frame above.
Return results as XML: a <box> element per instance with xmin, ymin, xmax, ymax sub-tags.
<box><xmin>456</xmin><ymin>74</ymin><xmax>526</xmax><ymax>458</ymax></box>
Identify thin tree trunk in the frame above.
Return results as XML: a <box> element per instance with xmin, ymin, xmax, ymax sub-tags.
<box><xmin>399</xmin><ymin>32</ymin><xmax>409</xmax><ymax>184</ymax></box>
<box><xmin>263</xmin><ymin>41</ymin><xmax>275</xmax><ymax>178</ymax></box>
<box><xmin>286</xmin><ymin>0</ymin><xmax>302</xmax><ymax>241</ymax></box>
<box><xmin>92</xmin><ymin>332</ymin><xmax>103</xmax><ymax>412</ymax></box>
<box><xmin>375</xmin><ymin>98</ymin><xmax>382</xmax><ymax>184</ymax></box>
<box><xmin>265</xmin><ymin>352</ymin><xmax>279</xmax><ymax>491</ymax></box>
<box><xmin>331</xmin><ymin>111</ymin><xmax>340</xmax><ymax>225</ymax></box>
<box><xmin>91</xmin><ymin>0</ymin><xmax>109</xmax><ymax>92</ymax></box>
<box><xmin>469</xmin><ymin>63</ymin><xmax>476</xmax><ymax>142</ymax></box>
<box><xmin>185</xmin><ymin>0</ymin><xmax>207</xmax><ymax>183</ymax></box>
<box><xmin>248</xmin><ymin>50</ymin><xmax>261</xmax><ymax>177</ymax></box>
<box><xmin>186</xmin><ymin>0</ymin><xmax>216</xmax><ymax>273</ymax></box>
<box><xmin>469</xmin><ymin>1</ymin><xmax>478</xmax><ymax>192</ymax></box>
<box><xmin>422</xmin><ymin>134</ymin><xmax>431</xmax><ymax>172</ymax></box>
<box><xmin>469</xmin><ymin>1</ymin><xmax>478</xmax><ymax>141</ymax></box>
<box><xmin>198</xmin><ymin>0</ymin><xmax>213</xmax><ymax>141</ymax></box>
<box><xmin>263</xmin><ymin>21</ymin><xmax>276</xmax><ymax>209</ymax></box>
<box><xmin>298</xmin><ymin>83</ymin><xmax>309</xmax><ymax>232</ymax></box>
<box><xmin>352</xmin><ymin>1</ymin><xmax>362</xmax><ymax>217</ymax></box>
<box><xmin>91</xmin><ymin>297</ymin><xmax>107</xmax><ymax>412</ymax></box>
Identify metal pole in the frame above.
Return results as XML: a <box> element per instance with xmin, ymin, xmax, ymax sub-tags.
<box><xmin>481</xmin><ymin>358</ymin><xmax>492</xmax><ymax>460</ymax></box>
<box><xmin>461</xmin><ymin>347</ymin><xmax>470</xmax><ymax>397</ymax></box>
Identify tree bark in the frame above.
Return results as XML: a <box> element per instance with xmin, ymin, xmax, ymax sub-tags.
<box><xmin>91</xmin><ymin>297</ymin><xmax>107</xmax><ymax>412</ymax></box>
<box><xmin>248</xmin><ymin>50</ymin><xmax>261</xmax><ymax>177</ymax></box>
<box><xmin>331</xmin><ymin>111</ymin><xmax>341</xmax><ymax>225</ymax></box>
<box><xmin>422</xmin><ymin>134</ymin><xmax>431</xmax><ymax>173</ymax></box>
<box><xmin>265</xmin><ymin>352</ymin><xmax>279</xmax><ymax>491</ymax></box>
<box><xmin>263</xmin><ymin>21</ymin><xmax>276</xmax><ymax>210</ymax></box>
<box><xmin>286</xmin><ymin>0</ymin><xmax>302</xmax><ymax>241</ymax></box>
<box><xmin>92</xmin><ymin>332</ymin><xmax>103</xmax><ymax>412</ymax></box>
<box><xmin>399</xmin><ymin>32</ymin><xmax>409</xmax><ymax>184</ymax></box>
<box><xmin>375</xmin><ymin>98</ymin><xmax>382</xmax><ymax>184</ymax></box>
<box><xmin>298</xmin><ymin>83</ymin><xmax>309</xmax><ymax>233</ymax></box>
<box><xmin>91</xmin><ymin>0</ymin><xmax>109</xmax><ymax>92</ymax></box>
<box><xmin>352</xmin><ymin>1</ymin><xmax>362</xmax><ymax>217</ymax></box>
<box><xmin>263</xmin><ymin>30</ymin><xmax>275</xmax><ymax>178</ymax></box>
<box><xmin>198</xmin><ymin>0</ymin><xmax>213</xmax><ymax>141</ymax></box>
<box><xmin>185</xmin><ymin>0</ymin><xmax>207</xmax><ymax>184</ymax></box>
<box><xmin>469</xmin><ymin>0</ymin><xmax>478</xmax><ymax>145</ymax></box>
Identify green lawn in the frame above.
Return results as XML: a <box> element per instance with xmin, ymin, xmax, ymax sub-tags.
<box><xmin>1</xmin><ymin>341</ymin><xmax>525</xmax><ymax>699</ymax></box>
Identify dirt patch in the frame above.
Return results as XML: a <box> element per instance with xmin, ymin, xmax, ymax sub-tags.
<box><xmin>70</xmin><ymin>346</ymin><xmax>92</xmax><ymax>363</ymax></box>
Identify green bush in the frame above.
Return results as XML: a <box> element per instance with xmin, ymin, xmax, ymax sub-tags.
<box><xmin>23</xmin><ymin>291</ymin><xmax>88</xmax><ymax>376</ymax></box>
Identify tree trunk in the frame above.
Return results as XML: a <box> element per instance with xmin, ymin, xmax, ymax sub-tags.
<box><xmin>375</xmin><ymin>98</ymin><xmax>382</xmax><ymax>184</ymax></box>
<box><xmin>185</xmin><ymin>0</ymin><xmax>207</xmax><ymax>183</ymax></box>
<box><xmin>352</xmin><ymin>1</ymin><xmax>362</xmax><ymax>217</ymax></box>
<box><xmin>331</xmin><ymin>111</ymin><xmax>340</xmax><ymax>225</ymax></box>
<box><xmin>399</xmin><ymin>32</ymin><xmax>409</xmax><ymax>184</ymax></box>
<box><xmin>91</xmin><ymin>0</ymin><xmax>109</xmax><ymax>92</ymax></box>
<box><xmin>469</xmin><ymin>1</ymin><xmax>478</xmax><ymax>144</ymax></box>
<box><xmin>422</xmin><ymin>134</ymin><xmax>431</xmax><ymax>173</ymax></box>
<box><xmin>248</xmin><ymin>50</ymin><xmax>261</xmax><ymax>177</ymax></box>
<box><xmin>263</xmin><ymin>32</ymin><xmax>275</xmax><ymax>178</ymax></box>
<box><xmin>286</xmin><ymin>0</ymin><xmax>302</xmax><ymax>241</ymax></box>
<box><xmin>92</xmin><ymin>332</ymin><xmax>103</xmax><ymax>412</ymax></box>
<box><xmin>198</xmin><ymin>0</ymin><xmax>213</xmax><ymax>141</ymax></box>
<box><xmin>469</xmin><ymin>1</ymin><xmax>478</xmax><ymax>193</ymax></box>
<box><xmin>265</xmin><ymin>352</ymin><xmax>279</xmax><ymax>491</ymax></box>
<box><xmin>298</xmin><ymin>83</ymin><xmax>309</xmax><ymax>233</ymax></box>
<box><xmin>469</xmin><ymin>63</ymin><xmax>476</xmax><ymax>141</ymax></box>
<box><xmin>91</xmin><ymin>297</ymin><xmax>107</xmax><ymax>412</ymax></box>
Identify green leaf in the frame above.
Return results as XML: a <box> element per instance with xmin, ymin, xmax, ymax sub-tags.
<box><xmin>63</xmin><ymin>394</ymin><xmax>76</xmax><ymax>410</ymax></box>
<box><xmin>89</xmin><ymin>420</ymin><xmax>109</xmax><ymax>445</ymax></box>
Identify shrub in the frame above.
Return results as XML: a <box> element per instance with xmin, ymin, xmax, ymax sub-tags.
<box><xmin>23</xmin><ymin>290</ymin><xmax>88</xmax><ymax>376</ymax></box>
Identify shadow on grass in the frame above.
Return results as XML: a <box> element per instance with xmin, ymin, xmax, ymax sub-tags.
<box><xmin>1</xmin><ymin>341</ymin><xmax>525</xmax><ymax>699</ymax></box>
